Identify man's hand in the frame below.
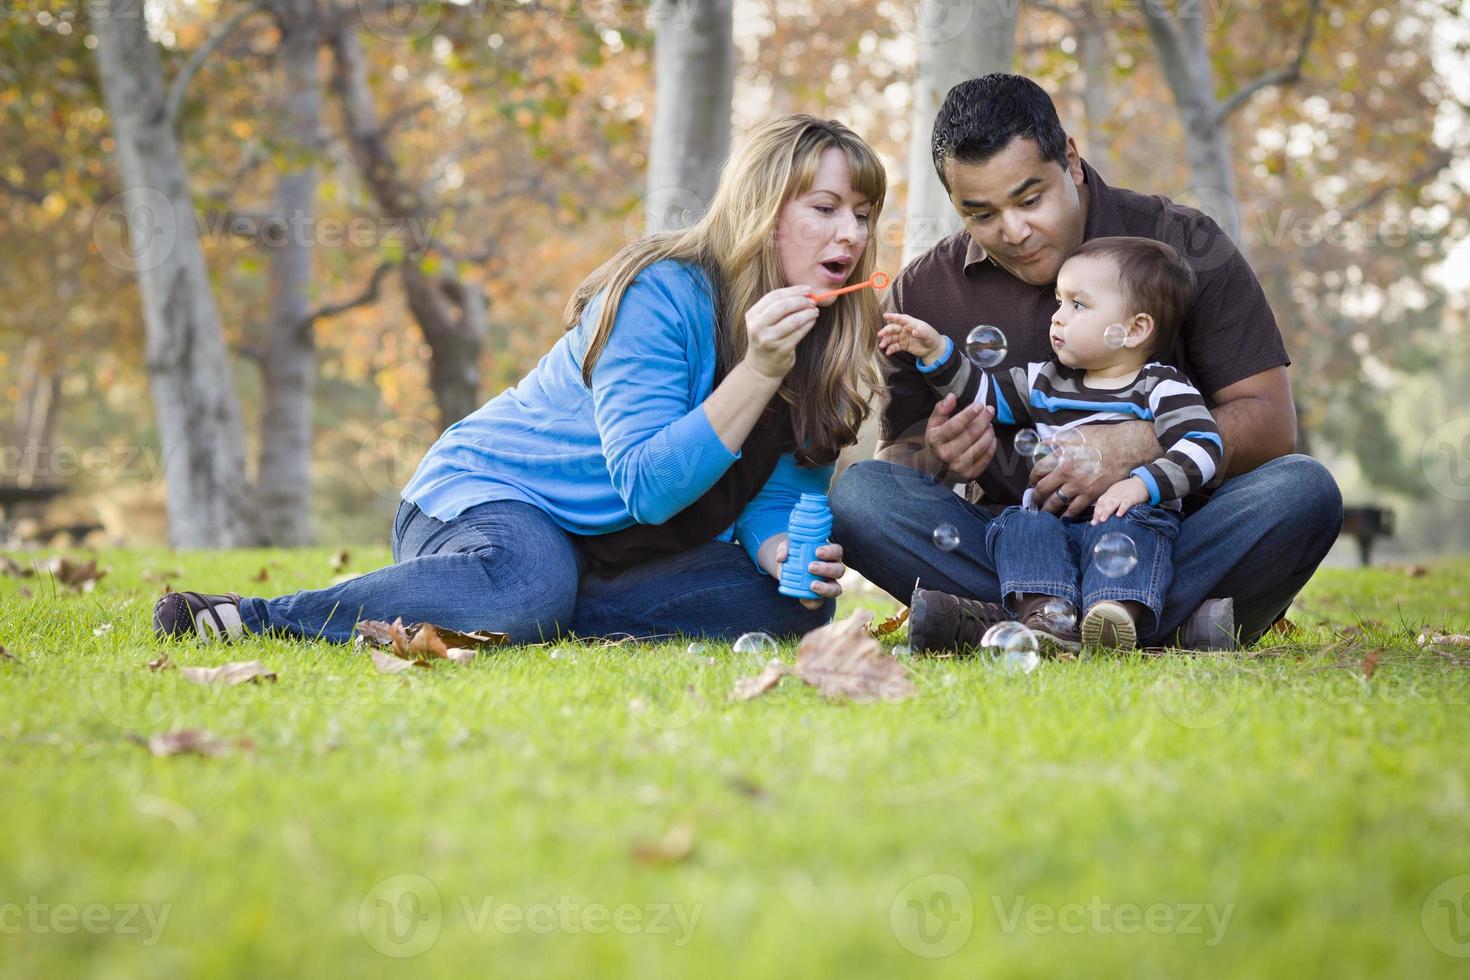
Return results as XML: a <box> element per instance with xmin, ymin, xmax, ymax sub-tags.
<box><xmin>925</xmin><ymin>394</ymin><xmax>997</xmax><ymax>482</ymax></box>
<box><xmin>1092</xmin><ymin>476</ymin><xmax>1151</xmax><ymax>524</ymax></box>
<box><xmin>1031</xmin><ymin>420</ymin><xmax>1160</xmax><ymax>517</ymax></box>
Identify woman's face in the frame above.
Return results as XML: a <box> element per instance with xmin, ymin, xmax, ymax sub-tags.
<box><xmin>775</xmin><ymin>146</ymin><xmax>873</xmax><ymax>307</ymax></box>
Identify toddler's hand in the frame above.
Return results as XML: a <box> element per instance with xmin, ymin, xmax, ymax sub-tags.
<box><xmin>879</xmin><ymin>313</ymin><xmax>945</xmax><ymax>362</ymax></box>
<box><xmin>1092</xmin><ymin>476</ymin><xmax>1151</xmax><ymax>524</ymax></box>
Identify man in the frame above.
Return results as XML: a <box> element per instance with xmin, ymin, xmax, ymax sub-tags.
<box><xmin>830</xmin><ymin>73</ymin><xmax>1343</xmax><ymax>651</ymax></box>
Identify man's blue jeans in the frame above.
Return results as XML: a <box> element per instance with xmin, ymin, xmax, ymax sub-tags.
<box><xmin>238</xmin><ymin>500</ymin><xmax>832</xmax><ymax>644</ymax></box>
<box><xmin>829</xmin><ymin>454</ymin><xmax>1343</xmax><ymax>646</ymax></box>
<box><xmin>987</xmin><ymin>505</ymin><xmax>1182</xmax><ymax>637</ymax></box>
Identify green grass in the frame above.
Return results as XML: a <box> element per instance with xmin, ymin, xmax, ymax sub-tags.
<box><xmin>3</xmin><ymin>549</ymin><xmax>1470</xmax><ymax>978</ymax></box>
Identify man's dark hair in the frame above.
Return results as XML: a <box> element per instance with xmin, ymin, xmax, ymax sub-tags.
<box><xmin>931</xmin><ymin>74</ymin><xmax>1069</xmax><ymax>190</ymax></box>
<box><xmin>1071</xmin><ymin>236</ymin><xmax>1197</xmax><ymax>354</ymax></box>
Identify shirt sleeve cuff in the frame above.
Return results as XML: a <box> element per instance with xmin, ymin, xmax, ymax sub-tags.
<box><xmin>1130</xmin><ymin>466</ymin><xmax>1163</xmax><ymax>506</ymax></box>
<box><xmin>915</xmin><ymin>336</ymin><xmax>954</xmax><ymax>374</ymax></box>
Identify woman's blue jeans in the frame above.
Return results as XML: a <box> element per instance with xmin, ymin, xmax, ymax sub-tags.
<box><xmin>237</xmin><ymin>500</ymin><xmax>832</xmax><ymax>644</ymax></box>
<box><xmin>986</xmin><ymin>505</ymin><xmax>1183</xmax><ymax>637</ymax></box>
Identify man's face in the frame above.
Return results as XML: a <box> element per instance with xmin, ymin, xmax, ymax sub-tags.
<box><xmin>943</xmin><ymin>136</ymin><xmax>1087</xmax><ymax>287</ymax></box>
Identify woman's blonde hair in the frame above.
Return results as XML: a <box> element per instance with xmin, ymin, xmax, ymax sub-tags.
<box><xmin>563</xmin><ymin>114</ymin><xmax>887</xmax><ymax>466</ymax></box>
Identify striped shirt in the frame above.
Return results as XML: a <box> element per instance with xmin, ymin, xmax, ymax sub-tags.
<box><xmin>919</xmin><ymin>339</ymin><xmax>1225</xmax><ymax>508</ymax></box>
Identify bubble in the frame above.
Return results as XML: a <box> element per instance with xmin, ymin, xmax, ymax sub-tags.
<box><xmin>892</xmin><ymin>644</ymin><xmax>913</xmax><ymax>658</ymax></box>
<box><xmin>732</xmin><ymin>632</ymin><xmax>778</xmax><ymax>659</ymax></box>
<box><xmin>1093</xmin><ymin>533</ymin><xmax>1138</xmax><ymax>578</ymax></box>
<box><xmin>932</xmin><ymin>524</ymin><xmax>961</xmax><ymax>551</ymax></box>
<box><xmin>1104</xmin><ymin>323</ymin><xmax>1128</xmax><ymax>350</ymax></box>
<box><xmin>1050</xmin><ymin>429</ymin><xmax>1085</xmax><ymax>454</ymax></box>
<box><xmin>686</xmin><ymin>642</ymin><xmax>709</xmax><ymax>658</ymax></box>
<box><xmin>980</xmin><ymin>622</ymin><xmax>1041</xmax><ymax>674</ymax></box>
<box><xmin>1014</xmin><ymin>429</ymin><xmax>1040</xmax><ymax>457</ymax></box>
<box><xmin>964</xmin><ymin>325</ymin><xmax>1008</xmax><ymax>368</ymax></box>
<box><xmin>1071</xmin><ymin>446</ymin><xmax>1104</xmax><ymax>477</ymax></box>
<box><xmin>1039</xmin><ymin>599</ymin><xmax>1077</xmax><ymax>633</ymax></box>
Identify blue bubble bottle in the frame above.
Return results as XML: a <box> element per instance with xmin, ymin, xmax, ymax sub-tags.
<box><xmin>778</xmin><ymin>493</ymin><xmax>833</xmax><ymax>600</ymax></box>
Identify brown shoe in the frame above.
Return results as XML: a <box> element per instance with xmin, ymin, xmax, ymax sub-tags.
<box><xmin>908</xmin><ymin>587</ymin><xmax>1007</xmax><ymax>653</ymax></box>
<box><xmin>1016</xmin><ymin>595</ymin><xmax>1082</xmax><ymax>655</ymax></box>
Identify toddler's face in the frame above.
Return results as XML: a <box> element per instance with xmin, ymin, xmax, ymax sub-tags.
<box><xmin>1048</xmin><ymin>254</ymin><xmax>1144</xmax><ymax>370</ymax></box>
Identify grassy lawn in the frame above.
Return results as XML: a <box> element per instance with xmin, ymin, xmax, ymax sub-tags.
<box><xmin>3</xmin><ymin>548</ymin><xmax>1470</xmax><ymax>978</ymax></box>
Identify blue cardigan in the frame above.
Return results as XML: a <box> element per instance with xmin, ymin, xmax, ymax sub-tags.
<box><xmin>401</xmin><ymin>259</ymin><xmax>832</xmax><ymax>572</ymax></box>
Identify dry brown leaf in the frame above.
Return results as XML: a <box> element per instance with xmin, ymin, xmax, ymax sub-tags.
<box><xmin>631</xmin><ymin>821</ymin><xmax>696</xmax><ymax>864</ymax></box>
<box><xmin>330</xmin><ymin>549</ymin><xmax>351</xmax><ymax>573</ymax></box>
<box><xmin>418</xmin><ymin>625</ymin><xmax>510</xmax><ymax>649</ymax></box>
<box><xmin>731</xmin><ymin>662</ymin><xmax>790</xmax><ymax>701</ymax></box>
<box><xmin>146</xmin><ymin>653</ymin><xmax>174</xmax><ymax>672</ymax></box>
<box><xmin>407</xmin><ymin>623</ymin><xmax>450</xmax><ymax>660</ymax></box>
<box><xmin>445</xmin><ymin>647</ymin><xmax>476</xmax><ymax>665</ymax></box>
<box><xmin>357</xmin><ymin>619</ymin><xmax>506</xmax><ymax>663</ymax></box>
<box><xmin>47</xmin><ymin>557</ymin><xmax>107</xmax><ymax>592</ymax></box>
<box><xmin>795</xmin><ymin>610</ymin><xmax>914</xmax><ymax>703</ymax></box>
<box><xmin>0</xmin><ymin>555</ymin><xmax>35</xmax><ymax>578</ymax></box>
<box><xmin>1361</xmin><ymin>648</ymin><xmax>1383</xmax><ymax>679</ymax></box>
<box><xmin>180</xmin><ymin>661</ymin><xmax>277</xmax><ymax>686</ymax></box>
<box><xmin>1403</xmin><ymin>564</ymin><xmax>1429</xmax><ymax>578</ymax></box>
<box><xmin>142</xmin><ymin>568</ymin><xmax>183</xmax><ymax>583</ymax></box>
<box><xmin>867</xmin><ymin>606</ymin><xmax>911</xmax><ymax>638</ymax></box>
<box><xmin>134</xmin><ymin>729</ymin><xmax>251</xmax><ymax>758</ymax></box>
<box><xmin>251</xmin><ymin>567</ymin><xmax>270</xmax><ymax>583</ymax></box>
<box><xmin>1421</xmin><ymin>632</ymin><xmax>1470</xmax><ymax>648</ymax></box>
<box><xmin>369</xmin><ymin>647</ymin><xmax>426</xmax><ymax>673</ymax></box>
<box><xmin>0</xmin><ymin>644</ymin><xmax>15</xmax><ymax>663</ymax></box>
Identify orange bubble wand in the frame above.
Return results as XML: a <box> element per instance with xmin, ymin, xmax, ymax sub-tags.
<box><xmin>811</xmin><ymin>271</ymin><xmax>889</xmax><ymax>303</ymax></box>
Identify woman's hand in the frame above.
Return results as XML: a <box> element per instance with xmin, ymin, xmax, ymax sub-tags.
<box><xmin>742</xmin><ymin>285</ymin><xmax>820</xmax><ymax>381</ymax></box>
<box><xmin>759</xmin><ymin>534</ymin><xmax>847</xmax><ymax>609</ymax></box>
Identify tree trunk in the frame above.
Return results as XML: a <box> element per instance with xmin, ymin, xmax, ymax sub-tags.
<box><xmin>903</xmin><ymin>0</ymin><xmax>1019</xmax><ymax>266</ymax></box>
<box><xmin>1139</xmin><ymin>1</ymin><xmax>1244</xmax><ymax>248</ymax></box>
<box><xmin>1074</xmin><ymin>11</ymin><xmax>1114</xmax><ymax>165</ymax></box>
<box><xmin>256</xmin><ymin>0</ymin><xmax>322</xmax><ymax>546</ymax></box>
<box><xmin>645</xmin><ymin>0</ymin><xmax>734</xmax><ymax>232</ymax></box>
<box><xmin>92</xmin><ymin>0</ymin><xmax>254</xmax><ymax>547</ymax></box>
<box><xmin>328</xmin><ymin>19</ymin><xmax>486</xmax><ymax>429</ymax></box>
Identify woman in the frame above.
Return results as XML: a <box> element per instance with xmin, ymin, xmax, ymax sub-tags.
<box><xmin>153</xmin><ymin>114</ymin><xmax>886</xmax><ymax>644</ymax></box>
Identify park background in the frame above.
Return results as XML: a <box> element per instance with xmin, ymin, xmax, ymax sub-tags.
<box><xmin>2</xmin><ymin>0</ymin><xmax>1469</xmax><ymax>559</ymax></box>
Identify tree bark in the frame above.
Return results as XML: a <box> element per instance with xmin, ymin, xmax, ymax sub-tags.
<box><xmin>903</xmin><ymin>0</ymin><xmax>1019</xmax><ymax>266</ymax></box>
<box><xmin>93</xmin><ymin>0</ymin><xmax>255</xmax><ymax>547</ymax></box>
<box><xmin>255</xmin><ymin>0</ymin><xmax>323</xmax><ymax>546</ymax></box>
<box><xmin>328</xmin><ymin>19</ymin><xmax>486</xmax><ymax>429</ymax></box>
<box><xmin>645</xmin><ymin>0</ymin><xmax>734</xmax><ymax>232</ymax></box>
<box><xmin>1139</xmin><ymin>1</ymin><xmax>1244</xmax><ymax>247</ymax></box>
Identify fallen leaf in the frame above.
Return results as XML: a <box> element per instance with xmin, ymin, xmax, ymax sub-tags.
<box><xmin>1361</xmin><ymin>648</ymin><xmax>1382</xmax><ymax>679</ymax></box>
<box><xmin>47</xmin><ymin>557</ymin><xmax>107</xmax><ymax>592</ymax></box>
<box><xmin>1422</xmin><ymin>633</ymin><xmax>1470</xmax><ymax>648</ymax></box>
<box><xmin>731</xmin><ymin>661</ymin><xmax>790</xmax><ymax>701</ymax></box>
<box><xmin>867</xmin><ymin>606</ymin><xmax>911</xmax><ymax>638</ymax></box>
<box><xmin>0</xmin><ymin>644</ymin><xmax>15</xmax><ymax>663</ymax></box>
<box><xmin>180</xmin><ymin>660</ymin><xmax>277</xmax><ymax>686</ymax></box>
<box><xmin>357</xmin><ymin>619</ymin><xmax>506</xmax><ymax>663</ymax></box>
<box><xmin>1403</xmin><ymin>564</ymin><xmax>1429</xmax><ymax>578</ymax></box>
<box><xmin>18</xmin><ymin>587</ymin><xmax>33</xmax><ymax>600</ymax></box>
<box><xmin>445</xmin><ymin>647</ymin><xmax>476</xmax><ymax>665</ymax></box>
<box><xmin>146</xmin><ymin>653</ymin><xmax>174</xmax><ymax>672</ymax></box>
<box><xmin>142</xmin><ymin>568</ymin><xmax>184</xmax><ymax>583</ymax></box>
<box><xmin>369</xmin><ymin>646</ymin><xmax>426</xmax><ymax>673</ymax></box>
<box><xmin>330</xmin><ymin>549</ymin><xmax>351</xmax><ymax>573</ymax></box>
<box><xmin>0</xmin><ymin>555</ymin><xmax>35</xmax><ymax>578</ymax></box>
<box><xmin>407</xmin><ymin>623</ymin><xmax>449</xmax><ymax>660</ymax></box>
<box><xmin>631</xmin><ymin>821</ymin><xmax>695</xmax><ymax>864</ymax></box>
<box><xmin>794</xmin><ymin>610</ymin><xmax>914</xmax><ymax>703</ymax></box>
<box><xmin>251</xmin><ymin>567</ymin><xmax>270</xmax><ymax>583</ymax></box>
<box><xmin>133</xmin><ymin>729</ymin><xmax>252</xmax><ymax>758</ymax></box>
<box><xmin>417</xmin><ymin>625</ymin><xmax>510</xmax><ymax>649</ymax></box>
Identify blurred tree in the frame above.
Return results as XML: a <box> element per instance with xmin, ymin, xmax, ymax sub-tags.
<box><xmin>647</xmin><ymin>0</ymin><xmax>734</xmax><ymax>231</ymax></box>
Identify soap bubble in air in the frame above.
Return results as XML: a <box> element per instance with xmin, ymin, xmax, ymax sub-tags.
<box><xmin>1039</xmin><ymin>598</ymin><xmax>1077</xmax><ymax>633</ymax></box>
<box><xmin>1093</xmin><ymin>533</ymin><xmax>1138</xmax><ymax>578</ymax></box>
<box><xmin>980</xmin><ymin>621</ymin><xmax>1041</xmax><ymax>674</ymax></box>
<box><xmin>1103</xmin><ymin>323</ymin><xmax>1129</xmax><ymax>350</ymax></box>
<box><xmin>732</xmin><ymin>631</ymin><xmax>777</xmax><ymax>660</ymax></box>
<box><xmin>1014</xmin><ymin>429</ymin><xmax>1040</xmax><ymax>457</ymax></box>
<box><xmin>965</xmin><ymin>324</ymin><xmax>1008</xmax><ymax>368</ymax></box>
<box><xmin>932</xmin><ymin>523</ymin><xmax>961</xmax><ymax>551</ymax></box>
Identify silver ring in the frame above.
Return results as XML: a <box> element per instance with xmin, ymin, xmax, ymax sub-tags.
<box><xmin>1056</xmin><ymin>490</ymin><xmax>1073</xmax><ymax>503</ymax></box>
